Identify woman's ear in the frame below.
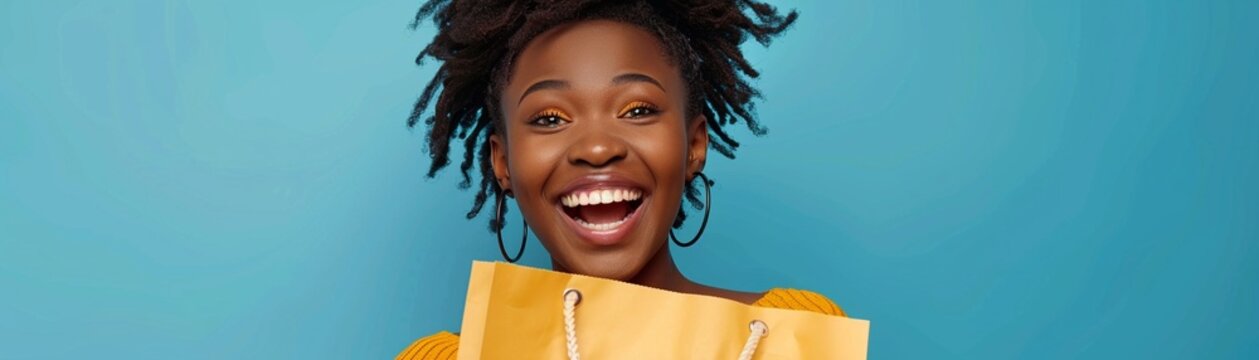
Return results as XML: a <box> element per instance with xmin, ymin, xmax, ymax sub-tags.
<box><xmin>490</xmin><ymin>133</ymin><xmax>511</xmax><ymax>194</ymax></box>
<box><xmin>686</xmin><ymin>114</ymin><xmax>709</xmax><ymax>179</ymax></box>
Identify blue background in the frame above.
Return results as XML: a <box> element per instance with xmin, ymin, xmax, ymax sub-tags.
<box><xmin>2</xmin><ymin>0</ymin><xmax>1256</xmax><ymax>358</ymax></box>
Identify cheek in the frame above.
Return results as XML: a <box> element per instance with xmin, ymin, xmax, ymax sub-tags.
<box><xmin>631</xmin><ymin>118</ymin><xmax>691</xmax><ymax>203</ymax></box>
<box><xmin>505</xmin><ymin>134</ymin><xmax>565</xmax><ymax>199</ymax></box>
<box><xmin>502</xmin><ymin>131</ymin><xmax>569</xmax><ymax>244</ymax></box>
<box><xmin>641</xmin><ymin>118</ymin><xmax>690</xmax><ymax>172</ymax></box>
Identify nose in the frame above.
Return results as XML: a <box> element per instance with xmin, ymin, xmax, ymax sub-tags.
<box><xmin>566</xmin><ymin>124</ymin><xmax>628</xmax><ymax>168</ymax></box>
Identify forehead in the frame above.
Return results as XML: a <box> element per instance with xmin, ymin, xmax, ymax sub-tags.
<box><xmin>504</xmin><ymin>19</ymin><xmax>681</xmax><ymax>97</ymax></box>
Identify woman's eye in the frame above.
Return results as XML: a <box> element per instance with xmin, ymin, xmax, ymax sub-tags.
<box><xmin>621</xmin><ymin>105</ymin><xmax>658</xmax><ymax>118</ymax></box>
<box><xmin>530</xmin><ymin>114</ymin><xmax>569</xmax><ymax>128</ymax></box>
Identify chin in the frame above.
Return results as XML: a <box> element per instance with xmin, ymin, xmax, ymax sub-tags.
<box><xmin>559</xmin><ymin>247</ymin><xmax>654</xmax><ymax>281</ymax></box>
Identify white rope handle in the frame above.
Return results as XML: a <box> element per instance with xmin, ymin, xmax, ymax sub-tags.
<box><xmin>563</xmin><ymin>289</ymin><xmax>582</xmax><ymax>360</ymax></box>
<box><xmin>737</xmin><ymin>320</ymin><xmax>769</xmax><ymax>360</ymax></box>
<box><xmin>560</xmin><ymin>288</ymin><xmax>769</xmax><ymax>360</ymax></box>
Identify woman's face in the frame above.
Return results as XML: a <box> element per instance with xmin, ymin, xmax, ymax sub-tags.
<box><xmin>491</xmin><ymin>20</ymin><xmax>708</xmax><ymax>280</ymax></box>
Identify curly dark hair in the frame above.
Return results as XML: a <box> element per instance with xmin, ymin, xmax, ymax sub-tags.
<box><xmin>407</xmin><ymin>0</ymin><xmax>797</xmax><ymax>231</ymax></box>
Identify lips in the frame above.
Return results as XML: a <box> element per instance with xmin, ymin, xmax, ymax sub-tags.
<box><xmin>555</xmin><ymin>175</ymin><xmax>649</xmax><ymax>246</ymax></box>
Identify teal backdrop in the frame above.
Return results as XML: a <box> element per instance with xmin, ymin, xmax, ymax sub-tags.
<box><xmin>2</xmin><ymin>0</ymin><xmax>1256</xmax><ymax>358</ymax></box>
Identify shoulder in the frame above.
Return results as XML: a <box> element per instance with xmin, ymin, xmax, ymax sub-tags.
<box><xmin>752</xmin><ymin>288</ymin><xmax>847</xmax><ymax>317</ymax></box>
<box><xmin>395</xmin><ymin>331</ymin><xmax>459</xmax><ymax>360</ymax></box>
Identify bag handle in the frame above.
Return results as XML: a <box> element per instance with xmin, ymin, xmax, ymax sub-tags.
<box><xmin>562</xmin><ymin>288</ymin><xmax>770</xmax><ymax>360</ymax></box>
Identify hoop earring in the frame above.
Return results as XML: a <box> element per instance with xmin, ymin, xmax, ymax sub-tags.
<box><xmin>495</xmin><ymin>191</ymin><xmax>528</xmax><ymax>263</ymax></box>
<box><xmin>670</xmin><ymin>171</ymin><xmax>711</xmax><ymax>247</ymax></box>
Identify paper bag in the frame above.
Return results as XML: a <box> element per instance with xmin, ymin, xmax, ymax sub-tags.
<box><xmin>457</xmin><ymin>261</ymin><xmax>869</xmax><ymax>359</ymax></box>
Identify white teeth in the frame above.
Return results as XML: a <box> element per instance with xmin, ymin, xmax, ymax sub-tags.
<box><xmin>574</xmin><ymin>215</ymin><xmax>629</xmax><ymax>231</ymax></box>
<box><xmin>560</xmin><ymin>187</ymin><xmax>643</xmax><ymax>231</ymax></box>
<box><xmin>560</xmin><ymin>188</ymin><xmax>643</xmax><ymax>208</ymax></box>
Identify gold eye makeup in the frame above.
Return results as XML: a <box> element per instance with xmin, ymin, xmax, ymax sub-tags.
<box><xmin>528</xmin><ymin>108</ymin><xmax>571</xmax><ymax>128</ymax></box>
<box><xmin>618</xmin><ymin>101</ymin><xmax>660</xmax><ymax>118</ymax></box>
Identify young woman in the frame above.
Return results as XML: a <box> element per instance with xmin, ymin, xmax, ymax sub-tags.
<box><xmin>397</xmin><ymin>1</ymin><xmax>845</xmax><ymax>358</ymax></box>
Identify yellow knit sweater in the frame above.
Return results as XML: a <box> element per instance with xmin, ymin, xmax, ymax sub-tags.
<box><xmin>395</xmin><ymin>288</ymin><xmax>845</xmax><ymax>360</ymax></box>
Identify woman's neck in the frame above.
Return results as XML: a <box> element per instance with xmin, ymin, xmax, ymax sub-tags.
<box><xmin>627</xmin><ymin>245</ymin><xmax>693</xmax><ymax>292</ymax></box>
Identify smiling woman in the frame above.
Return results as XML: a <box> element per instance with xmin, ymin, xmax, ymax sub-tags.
<box><xmin>495</xmin><ymin>19</ymin><xmax>706</xmax><ymax>280</ymax></box>
<box><xmin>397</xmin><ymin>1</ymin><xmax>844</xmax><ymax>358</ymax></box>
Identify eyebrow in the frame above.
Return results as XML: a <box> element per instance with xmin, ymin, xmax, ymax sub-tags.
<box><xmin>611</xmin><ymin>73</ymin><xmax>666</xmax><ymax>93</ymax></box>
<box><xmin>517</xmin><ymin>79</ymin><xmax>570</xmax><ymax>105</ymax></box>
<box><xmin>516</xmin><ymin>73</ymin><xmax>667</xmax><ymax>105</ymax></box>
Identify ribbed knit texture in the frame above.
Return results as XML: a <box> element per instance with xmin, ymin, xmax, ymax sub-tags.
<box><xmin>394</xmin><ymin>288</ymin><xmax>844</xmax><ymax>360</ymax></box>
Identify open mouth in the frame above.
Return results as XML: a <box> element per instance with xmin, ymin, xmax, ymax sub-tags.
<box><xmin>560</xmin><ymin>188</ymin><xmax>644</xmax><ymax>232</ymax></box>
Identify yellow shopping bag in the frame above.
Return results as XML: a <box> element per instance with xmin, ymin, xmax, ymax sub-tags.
<box><xmin>457</xmin><ymin>261</ymin><xmax>869</xmax><ymax>359</ymax></box>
